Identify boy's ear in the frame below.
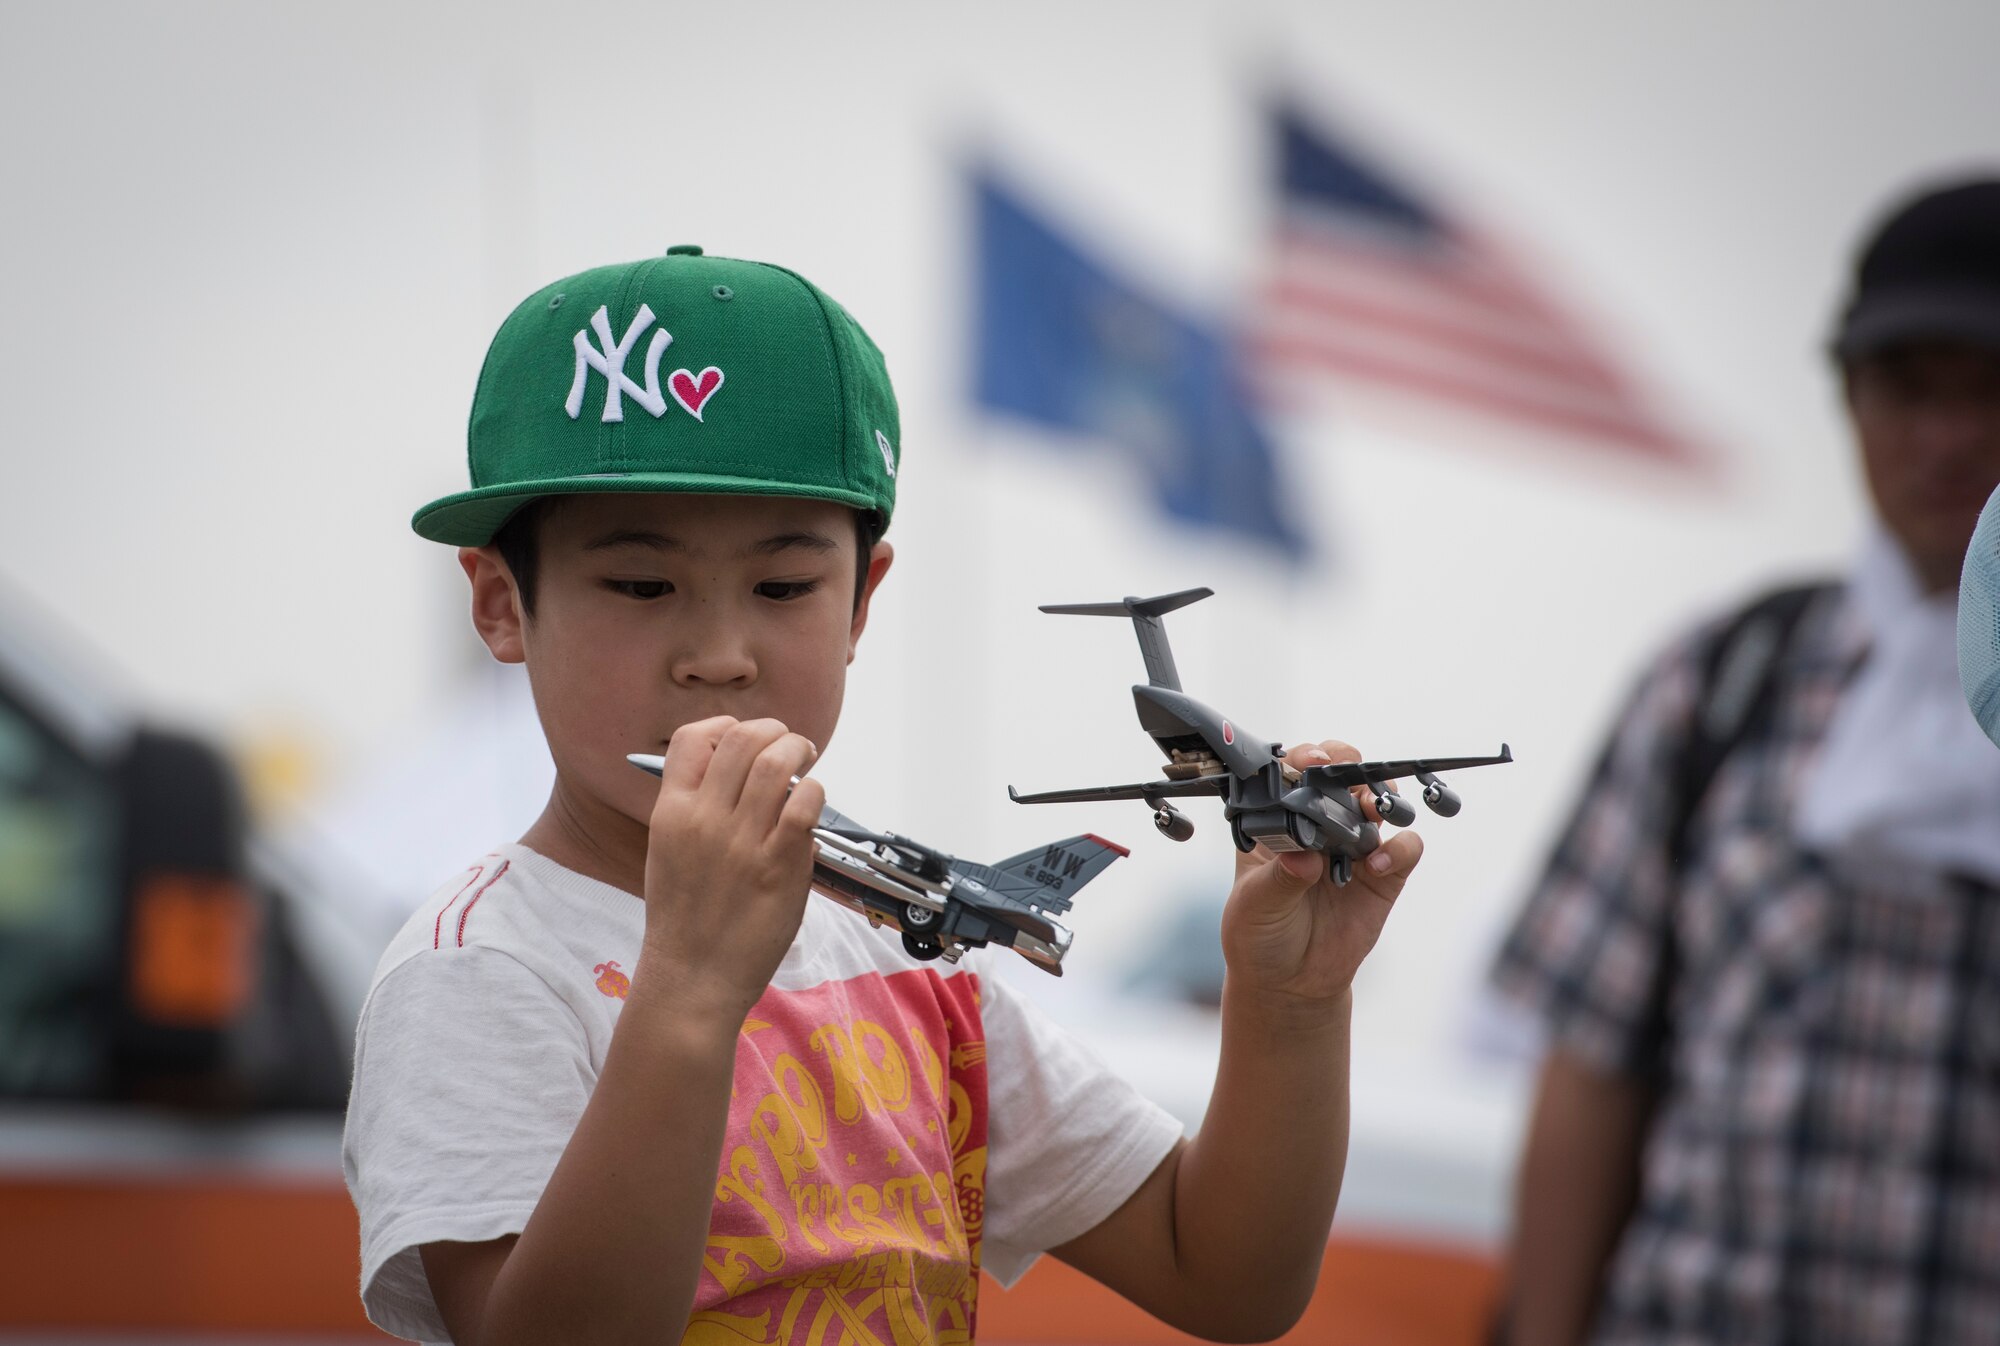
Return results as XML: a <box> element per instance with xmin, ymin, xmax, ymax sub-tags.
<box><xmin>461</xmin><ymin>546</ymin><xmax>527</xmax><ymax>664</ymax></box>
<box><xmin>847</xmin><ymin>541</ymin><xmax>895</xmax><ymax>665</ymax></box>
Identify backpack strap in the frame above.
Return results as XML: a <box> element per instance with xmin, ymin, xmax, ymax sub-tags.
<box><xmin>1664</xmin><ymin>581</ymin><xmax>1838</xmax><ymax>872</ymax></box>
<box><xmin>1625</xmin><ymin>581</ymin><xmax>1836</xmax><ymax>1078</ymax></box>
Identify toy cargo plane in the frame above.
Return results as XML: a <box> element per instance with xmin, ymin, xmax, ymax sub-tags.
<box><xmin>1008</xmin><ymin>588</ymin><xmax>1513</xmax><ymax>885</ymax></box>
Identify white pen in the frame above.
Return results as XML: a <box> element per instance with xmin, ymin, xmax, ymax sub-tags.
<box><xmin>627</xmin><ymin>753</ymin><xmax>801</xmax><ymax>791</ymax></box>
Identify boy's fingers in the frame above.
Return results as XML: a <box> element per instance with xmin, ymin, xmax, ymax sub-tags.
<box><xmin>1281</xmin><ymin>740</ymin><xmax>1395</xmax><ymax>823</ymax></box>
<box><xmin>659</xmin><ymin>716</ymin><xmax>739</xmax><ymax>791</ymax></box>
<box><xmin>1233</xmin><ymin>848</ymin><xmax>1325</xmax><ymax>918</ymax></box>
<box><xmin>741</xmin><ymin>733</ymin><xmax>821</xmax><ymax>826</ymax></box>
<box><xmin>779</xmin><ymin>774</ymin><xmax>827</xmax><ymax>839</ymax></box>
<box><xmin>701</xmin><ymin>718</ymin><xmax>794</xmax><ymax>811</ymax></box>
<box><xmin>1363</xmin><ymin>829</ymin><xmax>1425</xmax><ymax>886</ymax></box>
<box><xmin>1282</xmin><ymin>740</ymin><xmax>1361</xmax><ymax>770</ymax></box>
<box><xmin>1285</xmin><ymin>739</ymin><xmax>1404</xmax><ymax>824</ymax></box>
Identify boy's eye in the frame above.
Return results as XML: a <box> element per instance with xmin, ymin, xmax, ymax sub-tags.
<box><xmin>607</xmin><ymin>579</ymin><xmax>671</xmax><ymax>600</ymax></box>
<box><xmin>756</xmin><ymin>579</ymin><xmax>821</xmax><ymax>601</ymax></box>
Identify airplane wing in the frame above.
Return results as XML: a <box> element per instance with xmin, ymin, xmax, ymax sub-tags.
<box><xmin>1304</xmin><ymin>744</ymin><xmax>1513</xmax><ymax>788</ymax></box>
<box><xmin>816</xmin><ymin>803</ymin><xmax>870</xmax><ymax>836</ymax></box>
<box><xmin>1007</xmin><ymin>775</ymin><xmax>1230</xmax><ymax>806</ymax></box>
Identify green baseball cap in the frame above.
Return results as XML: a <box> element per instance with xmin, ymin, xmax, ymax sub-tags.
<box><xmin>413</xmin><ymin>246</ymin><xmax>901</xmax><ymax>545</ymax></box>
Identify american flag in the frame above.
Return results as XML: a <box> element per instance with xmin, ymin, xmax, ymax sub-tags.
<box><xmin>1253</xmin><ymin>102</ymin><xmax>1698</xmax><ymax>465</ymax></box>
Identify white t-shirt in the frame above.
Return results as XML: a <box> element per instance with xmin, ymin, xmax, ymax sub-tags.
<box><xmin>342</xmin><ymin>843</ymin><xmax>1183</xmax><ymax>1344</ymax></box>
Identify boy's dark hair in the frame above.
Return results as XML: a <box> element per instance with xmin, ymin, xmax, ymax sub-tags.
<box><xmin>493</xmin><ymin>498</ymin><xmax>876</xmax><ymax>620</ymax></box>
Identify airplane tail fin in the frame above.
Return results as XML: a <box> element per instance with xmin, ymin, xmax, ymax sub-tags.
<box><xmin>1039</xmin><ymin>587</ymin><xmax>1213</xmax><ymax>690</ymax></box>
<box><xmin>980</xmin><ymin>834</ymin><xmax>1130</xmax><ymax>917</ymax></box>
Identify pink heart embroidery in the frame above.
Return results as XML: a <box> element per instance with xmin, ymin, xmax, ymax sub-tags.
<box><xmin>670</xmin><ymin>367</ymin><xmax>724</xmax><ymax>420</ymax></box>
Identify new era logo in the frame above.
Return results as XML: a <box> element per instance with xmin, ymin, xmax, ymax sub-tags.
<box><xmin>566</xmin><ymin>305</ymin><xmax>724</xmax><ymax>424</ymax></box>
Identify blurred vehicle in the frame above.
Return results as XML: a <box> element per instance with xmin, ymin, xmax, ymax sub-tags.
<box><xmin>0</xmin><ymin>589</ymin><xmax>390</xmax><ymax>1339</ymax></box>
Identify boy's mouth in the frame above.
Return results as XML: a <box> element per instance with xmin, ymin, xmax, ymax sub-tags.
<box><xmin>655</xmin><ymin>711</ymin><xmax>775</xmax><ymax>743</ymax></box>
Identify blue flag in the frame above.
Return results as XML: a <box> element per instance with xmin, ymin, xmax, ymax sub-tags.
<box><xmin>971</xmin><ymin>170</ymin><xmax>1310</xmax><ymax>561</ymax></box>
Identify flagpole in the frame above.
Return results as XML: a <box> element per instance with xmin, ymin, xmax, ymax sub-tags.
<box><xmin>936</xmin><ymin>147</ymin><xmax>997</xmax><ymax>860</ymax></box>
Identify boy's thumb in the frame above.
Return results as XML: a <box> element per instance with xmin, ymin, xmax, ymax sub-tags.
<box><xmin>1237</xmin><ymin>849</ymin><xmax>1323</xmax><ymax>913</ymax></box>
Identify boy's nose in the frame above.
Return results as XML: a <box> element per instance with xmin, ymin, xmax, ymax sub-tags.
<box><xmin>671</xmin><ymin>638</ymin><xmax>758</xmax><ymax>688</ymax></box>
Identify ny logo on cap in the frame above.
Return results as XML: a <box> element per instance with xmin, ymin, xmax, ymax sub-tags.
<box><xmin>566</xmin><ymin>305</ymin><xmax>725</xmax><ymax>423</ymax></box>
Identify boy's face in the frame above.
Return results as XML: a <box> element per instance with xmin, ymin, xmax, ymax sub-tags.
<box><xmin>465</xmin><ymin>492</ymin><xmax>892</xmax><ymax>831</ymax></box>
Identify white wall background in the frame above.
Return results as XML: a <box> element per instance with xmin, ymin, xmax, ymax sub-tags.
<box><xmin>5</xmin><ymin>0</ymin><xmax>1998</xmax><ymax>1241</ymax></box>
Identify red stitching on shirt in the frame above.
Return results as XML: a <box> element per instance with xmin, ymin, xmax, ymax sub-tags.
<box><xmin>432</xmin><ymin>865</ymin><xmax>485</xmax><ymax>950</ymax></box>
<box><xmin>456</xmin><ymin>860</ymin><xmax>511</xmax><ymax>947</ymax></box>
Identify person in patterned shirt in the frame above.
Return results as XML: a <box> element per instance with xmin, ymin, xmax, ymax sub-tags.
<box><xmin>345</xmin><ymin>249</ymin><xmax>1426</xmax><ymax>1346</ymax></box>
<box><xmin>1492</xmin><ymin>180</ymin><xmax>2000</xmax><ymax>1345</ymax></box>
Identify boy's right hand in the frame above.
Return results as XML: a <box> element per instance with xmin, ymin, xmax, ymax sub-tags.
<box><xmin>636</xmin><ymin>715</ymin><xmax>824</xmax><ymax>1030</ymax></box>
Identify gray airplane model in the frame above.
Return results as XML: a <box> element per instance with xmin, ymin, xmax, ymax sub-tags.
<box><xmin>627</xmin><ymin>753</ymin><xmax>1125</xmax><ymax>974</ymax></box>
<box><xmin>1008</xmin><ymin>588</ymin><xmax>1514</xmax><ymax>885</ymax></box>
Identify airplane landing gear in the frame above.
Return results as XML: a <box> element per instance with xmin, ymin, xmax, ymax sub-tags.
<box><xmin>902</xmin><ymin>931</ymin><xmax>945</xmax><ymax>961</ymax></box>
<box><xmin>900</xmin><ymin>903</ymin><xmax>945</xmax><ymax>960</ymax></box>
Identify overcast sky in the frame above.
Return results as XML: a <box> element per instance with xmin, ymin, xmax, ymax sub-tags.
<box><xmin>5</xmin><ymin>0</ymin><xmax>1994</xmax><ymax>750</ymax></box>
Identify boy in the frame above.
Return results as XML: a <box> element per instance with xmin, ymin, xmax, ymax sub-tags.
<box><xmin>343</xmin><ymin>247</ymin><xmax>1424</xmax><ymax>1345</ymax></box>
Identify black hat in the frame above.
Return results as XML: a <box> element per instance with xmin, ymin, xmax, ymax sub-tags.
<box><xmin>1831</xmin><ymin>177</ymin><xmax>2000</xmax><ymax>360</ymax></box>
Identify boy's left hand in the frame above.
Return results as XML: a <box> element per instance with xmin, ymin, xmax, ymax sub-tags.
<box><xmin>1219</xmin><ymin>740</ymin><xmax>1422</xmax><ymax>1018</ymax></box>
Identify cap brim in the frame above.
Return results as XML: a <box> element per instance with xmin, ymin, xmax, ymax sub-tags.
<box><xmin>1832</xmin><ymin>287</ymin><xmax>2000</xmax><ymax>360</ymax></box>
<box><xmin>412</xmin><ymin>474</ymin><xmax>883</xmax><ymax>546</ymax></box>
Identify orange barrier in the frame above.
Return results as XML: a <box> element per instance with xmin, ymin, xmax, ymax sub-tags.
<box><xmin>0</xmin><ymin>1176</ymin><xmax>1497</xmax><ymax>1343</ymax></box>
<box><xmin>0</xmin><ymin>1176</ymin><xmax>385</xmax><ymax>1335</ymax></box>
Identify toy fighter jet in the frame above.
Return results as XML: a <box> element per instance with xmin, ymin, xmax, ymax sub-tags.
<box><xmin>628</xmin><ymin>754</ymin><xmax>1125</xmax><ymax>975</ymax></box>
<box><xmin>1007</xmin><ymin>588</ymin><xmax>1514</xmax><ymax>886</ymax></box>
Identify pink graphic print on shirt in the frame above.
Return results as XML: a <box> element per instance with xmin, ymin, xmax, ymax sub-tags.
<box><xmin>687</xmin><ymin>966</ymin><xmax>989</xmax><ymax>1346</ymax></box>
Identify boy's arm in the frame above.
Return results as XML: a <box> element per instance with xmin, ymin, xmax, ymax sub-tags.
<box><xmin>1050</xmin><ymin>740</ymin><xmax>1420</xmax><ymax>1342</ymax></box>
<box><xmin>419</xmin><ymin>984</ymin><xmax>745</xmax><ymax>1346</ymax></box>
<box><xmin>1499</xmin><ymin>1049</ymin><xmax>1654</xmax><ymax>1346</ymax></box>
<box><xmin>420</xmin><ymin>717</ymin><xmax>821</xmax><ymax>1346</ymax></box>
